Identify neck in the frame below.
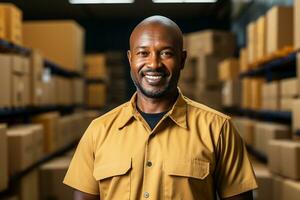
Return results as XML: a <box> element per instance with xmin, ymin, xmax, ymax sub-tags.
<box><xmin>136</xmin><ymin>89</ymin><xmax>178</xmax><ymax>113</ymax></box>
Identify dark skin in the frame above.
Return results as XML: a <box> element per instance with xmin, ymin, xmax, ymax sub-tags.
<box><xmin>74</xmin><ymin>16</ymin><xmax>254</xmax><ymax>200</ymax></box>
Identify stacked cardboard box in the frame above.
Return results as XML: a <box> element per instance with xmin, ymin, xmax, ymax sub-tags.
<box><xmin>256</xmin><ymin>15</ymin><xmax>267</xmax><ymax>60</ymax></box>
<box><xmin>17</xmin><ymin>170</ymin><xmax>39</xmax><ymax>200</ymax></box>
<box><xmin>85</xmin><ymin>53</ymin><xmax>108</xmax><ymax>80</ymax></box>
<box><xmin>181</xmin><ymin>30</ymin><xmax>235</xmax><ymax>109</ymax></box>
<box><xmin>242</xmin><ymin>78</ymin><xmax>265</xmax><ymax>110</ymax></box>
<box><xmin>232</xmin><ymin>117</ymin><xmax>255</xmax><ymax>146</ymax></box>
<box><xmin>39</xmin><ymin>156</ymin><xmax>73</xmax><ymax>200</ymax></box>
<box><xmin>72</xmin><ymin>78</ymin><xmax>84</xmax><ymax>105</ymax></box>
<box><xmin>55</xmin><ymin>76</ymin><xmax>72</xmax><ymax>106</ymax></box>
<box><xmin>0</xmin><ymin>124</ymin><xmax>8</xmax><ymax>192</ymax></box>
<box><xmin>253</xmin><ymin>163</ymin><xmax>274</xmax><ymax>200</ymax></box>
<box><xmin>23</xmin><ymin>20</ymin><xmax>85</xmax><ymax>72</ymax></box>
<box><xmin>292</xmin><ymin>99</ymin><xmax>300</xmax><ymax>136</ymax></box>
<box><xmin>266</xmin><ymin>6</ymin><xmax>293</xmax><ymax>55</ymax></box>
<box><xmin>0</xmin><ymin>3</ymin><xmax>22</xmax><ymax>45</ymax></box>
<box><xmin>239</xmin><ymin>48</ymin><xmax>249</xmax><ymax>73</ymax></box>
<box><xmin>261</xmin><ymin>81</ymin><xmax>280</xmax><ymax>111</ymax></box>
<box><xmin>87</xmin><ymin>83</ymin><xmax>107</xmax><ymax>108</ymax></box>
<box><xmin>0</xmin><ymin>54</ymin><xmax>11</xmax><ymax>108</ymax></box>
<box><xmin>254</xmin><ymin>122</ymin><xmax>290</xmax><ymax>155</ymax></box>
<box><xmin>295</xmin><ymin>0</ymin><xmax>300</xmax><ymax>50</ymax></box>
<box><xmin>242</xmin><ymin>78</ymin><xmax>252</xmax><ymax>109</ymax></box>
<box><xmin>247</xmin><ymin>22</ymin><xmax>257</xmax><ymax>65</ymax></box>
<box><xmin>32</xmin><ymin>112</ymin><xmax>60</xmax><ymax>154</ymax></box>
<box><xmin>29</xmin><ymin>50</ymin><xmax>43</xmax><ymax>106</ymax></box>
<box><xmin>280</xmin><ymin>78</ymin><xmax>299</xmax><ymax>111</ymax></box>
<box><xmin>40</xmin><ymin>70</ymin><xmax>56</xmax><ymax>106</ymax></box>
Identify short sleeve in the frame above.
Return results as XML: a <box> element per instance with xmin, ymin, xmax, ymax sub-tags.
<box><xmin>63</xmin><ymin>120</ymin><xmax>99</xmax><ymax>195</ymax></box>
<box><xmin>215</xmin><ymin>119</ymin><xmax>258</xmax><ymax>198</ymax></box>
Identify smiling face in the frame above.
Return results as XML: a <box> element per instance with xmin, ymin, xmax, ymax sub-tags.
<box><xmin>128</xmin><ymin>20</ymin><xmax>186</xmax><ymax>99</ymax></box>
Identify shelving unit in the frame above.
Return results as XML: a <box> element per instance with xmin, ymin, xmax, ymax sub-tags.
<box><xmin>0</xmin><ymin>39</ymin><xmax>31</xmax><ymax>55</ymax></box>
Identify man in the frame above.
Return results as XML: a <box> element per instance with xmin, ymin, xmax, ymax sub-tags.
<box><xmin>64</xmin><ymin>15</ymin><xmax>257</xmax><ymax>200</ymax></box>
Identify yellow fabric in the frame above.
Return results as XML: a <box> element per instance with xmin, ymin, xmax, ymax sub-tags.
<box><xmin>63</xmin><ymin>90</ymin><xmax>258</xmax><ymax>199</ymax></box>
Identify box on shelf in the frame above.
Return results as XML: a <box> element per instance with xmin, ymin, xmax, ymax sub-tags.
<box><xmin>186</xmin><ymin>30</ymin><xmax>235</xmax><ymax>57</ymax></box>
<box><xmin>273</xmin><ymin>175</ymin><xmax>285</xmax><ymax>200</ymax></box>
<box><xmin>292</xmin><ymin>98</ymin><xmax>300</xmax><ymax>133</ymax></box>
<box><xmin>280</xmin><ymin>78</ymin><xmax>298</xmax><ymax>98</ymax></box>
<box><xmin>17</xmin><ymin>170</ymin><xmax>39</xmax><ymax>200</ymax></box>
<box><xmin>295</xmin><ymin>0</ymin><xmax>300</xmax><ymax>50</ymax></box>
<box><xmin>256</xmin><ymin>15</ymin><xmax>267</xmax><ymax>59</ymax></box>
<box><xmin>218</xmin><ymin>58</ymin><xmax>239</xmax><ymax>81</ymax></box>
<box><xmin>32</xmin><ymin>112</ymin><xmax>60</xmax><ymax>153</ymax></box>
<box><xmin>29</xmin><ymin>50</ymin><xmax>43</xmax><ymax>106</ymax></box>
<box><xmin>0</xmin><ymin>54</ymin><xmax>11</xmax><ymax>108</ymax></box>
<box><xmin>72</xmin><ymin>78</ymin><xmax>84</xmax><ymax>105</ymax></box>
<box><xmin>253</xmin><ymin>163</ymin><xmax>273</xmax><ymax>200</ymax></box>
<box><xmin>280</xmin><ymin>97</ymin><xmax>295</xmax><ymax>111</ymax></box>
<box><xmin>261</xmin><ymin>81</ymin><xmax>280</xmax><ymax>111</ymax></box>
<box><xmin>87</xmin><ymin>83</ymin><xmax>107</xmax><ymax>108</ymax></box>
<box><xmin>247</xmin><ymin>21</ymin><xmax>257</xmax><ymax>64</ymax></box>
<box><xmin>85</xmin><ymin>53</ymin><xmax>108</xmax><ymax>80</ymax></box>
<box><xmin>250</xmin><ymin>78</ymin><xmax>265</xmax><ymax>110</ymax></box>
<box><xmin>239</xmin><ymin>48</ymin><xmax>249</xmax><ymax>73</ymax></box>
<box><xmin>232</xmin><ymin>117</ymin><xmax>255</xmax><ymax>146</ymax></box>
<box><xmin>57</xmin><ymin>116</ymin><xmax>72</xmax><ymax>149</ymax></box>
<box><xmin>22</xmin><ymin>56</ymin><xmax>30</xmax><ymax>106</ymax></box>
<box><xmin>40</xmin><ymin>157</ymin><xmax>73</xmax><ymax>200</ymax></box>
<box><xmin>282</xmin><ymin>180</ymin><xmax>300</xmax><ymax>200</ymax></box>
<box><xmin>0</xmin><ymin>124</ymin><xmax>8</xmax><ymax>192</ymax></box>
<box><xmin>254</xmin><ymin>122</ymin><xmax>290</xmax><ymax>155</ymax></box>
<box><xmin>23</xmin><ymin>20</ymin><xmax>85</xmax><ymax>72</ymax></box>
<box><xmin>0</xmin><ymin>3</ymin><xmax>22</xmax><ymax>45</ymax></box>
<box><xmin>266</xmin><ymin>6</ymin><xmax>294</xmax><ymax>55</ymax></box>
<box><xmin>221</xmin><ymin>79</ymin><xmax>241</xmax><ymax>107</ymax></box>
<box><xmin>242</xmin><ymin>78</ymin><xmax>252</xmax><ymax>109</ymax></box>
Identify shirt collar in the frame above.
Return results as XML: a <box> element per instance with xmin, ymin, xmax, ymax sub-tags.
<box><xmin>118</xmin><ymin>88</ymin><xmax>188</xmax><ymax>130</ymax></box>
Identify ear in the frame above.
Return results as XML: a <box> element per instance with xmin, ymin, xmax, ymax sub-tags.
<box><xmin>180</xmin><ymin>50</ymin><xmax>187</xmax><ymax>70</ymax></box>
<box><xmin>127</xmin><ymin>50</ymin><xmax>132</xmax><ymax>66</ymax></box>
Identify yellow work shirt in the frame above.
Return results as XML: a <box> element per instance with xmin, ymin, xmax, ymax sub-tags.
<box><xmin>64</xmin><ymin>91</ymin><xmax>258</xmax><ymax>199</ymax></box>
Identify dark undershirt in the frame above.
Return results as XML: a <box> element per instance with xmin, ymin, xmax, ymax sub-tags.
<box><xmin>137</xmin><ymin>106</ymin><xmax>168</xmax><ymax>130</ymax></box>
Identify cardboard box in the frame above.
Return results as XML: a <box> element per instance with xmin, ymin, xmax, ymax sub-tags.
<box><xmin>239</xmin><ymin>48</ymin><xmax>249</xmax><ymax>73</ymax></box>
<box><xmin>29</xmin><ymin>50</ymin><xmax>43</xmax><ymax>106</ymax></box>
<box><xmin>23</xmin><ymin>124</ymin><xmax>44</xmax><ymax>161</ymax></box>
<box><xmin>187</xmin><ymin>30</ymin><xmax>235</xmax><ymax>57</ymax></box>
<box><xmin>292</xmin><ymin>99</ymin><xmax>300</xmax><ymax>132</ymax></box>
<box><xmin>218</xmin><ymin>58</ymin><xmax>239</xmax><ymax>81</ymax></box>
<box><xmin>196</xmin><ymin>54</ymin><xmax>225</xmax><ymax>82</ymax></box>
<box><xmin>250</xmin><ymin>78</ymin><xmax>265</xmax><ymax>110</ymax></box>
<box><xmin>253</xmin><ymin>163</ymin><xmax>273</xmax><ymax>200</ymax></box>
<box><xmin>23</xmin><ymin>20</ymin><xmax>85</xmax><ymax>72</ymax></box>
<box><xmin>281</xmin><ymin>141</ymin><xmax>300</xmax><ymax>179</ymax></box>
<box><xmin>242</xmin><ymin>78</ymin><xmax>252</xmax><ymax>109</ymax></box>
<box><xmin>261</xmin><ymin>81</ymin><xmax>280</xmax><ymax>110</ymax></box>
<box><xmin>295</xmin><ymin>0</ymin><xmax>300</xmax><ymax>50</ymax></box>
<box><xmin>41</xmin><ymin>73</ymin><xmax>56</xmax><ymax>106</ymax></box>
<box><xmin>273</xmin><ymin>175</ymin><xmax>285</xmax><ymax>200</ymax></box>
<box><xmin>247</xmin><ymin>22</ymin><xmax>257</xmax><ymax>64</ymax></box>
<box><xmin>85</xmin><ymin>53</ymin><xmax>108</xmax><ymax>79</ymax></box>
<box><xmin>18</xmin><ymin>170</ymin><xmax>39</xmax><ymax>200</ymax></box>
<box><xmin>232</xmin><ymin>117</ymin><xmax>255</xmax><ymax>146</ymax></box>
<box><xmin>11</xmin><ymin>55</ymin><xmax>26</xmax><ymax>107</ymax></box>
<box><xmin>7</xmin><ymin>127</ymin><xmax>35</xmax><ymax>175</ymax></box>
<box><xmin>280</xmin><ymin>97</ymin><xmax>294</xmax><ymax>111</ymax></box>
<box><xmin>254</xmin><ymin>122</ymin><xmax>290</xmax><ymax>155</ymax></box>
<box><xmin>221</xmin><ymin>79</ymin><xmax>241</xmax><ymax>107</ymax></box>
<box><xmin>0</xmin><ymin>54</ymin><xmax>11</xmax><ymax>108</ymax></box>
<box><xmin>297</xmin><ymin>53</ymin><xmax>300</xmax><ymax>97</ymax></box>
<box><xmin>280</xmin><ymin>78</ymin><xmax>298</xmax><ymax>98</ymax></box>
<box><xmin>87</xmin><ymin>83</ymin><xmax>107</xmax><ymax>108</ymax></box>
<box><xmin>22</xmin><ymin>56</ymin><xmax>30</xmax><ymax>106</ymax></box>
<box><xmin>0</xmin><ymin>124</ymin><xmax>8</xmax><ymax>192</ymax></box>
<box><xmin>57</xmin><ymin>116</ymin><xmax>72</xmax><ymax>149</ymax></box>
<box><xmin>0</xmin><ymin>3</ymin><xmax>22</xmax><ymax>45</ymax></box>
<box><xmin>282</xmin><ymin>180</ymin><xmax>300</xmax><ymax>200</ymax></box>
<box><xmin>40</xmin><ymin>157</ymin><xmax>73</xmax><ymax>200</ymax></box>
<box><xmin>72</xmin><ymin>78</ymin><xmax>84</xmax><ymax>105</ymax></box>
<box><xmin>268</xmin><ymin>139</ymin><xmax>289</xmax><ymax>174</ymax></box>
<box><xmin>256</xmin><ymin>15</ymin><xmax>267</xmax><ymax>59</ymax></box>
<box><xmin>194</xmin><ymin>88</ymin><xmax>222</xmax><ymax>110</ymax></box>
<box><xmin>266</xmin><ymin>6</ymin><xmax>294</xmax><ymax>55</ymax></box>
<box><xmin>32</xmin><ymin>112</ymin><xmax>60</xmax><ymax>153</ymax></box>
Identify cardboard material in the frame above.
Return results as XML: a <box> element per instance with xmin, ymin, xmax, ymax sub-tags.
<box><xmin>242</xmin><ymin>78</ymin><xmax>252</xmax><ymax>109</ymax></box>
<box><xmin>280</xmin><ymin>78</ymin><xmax>298</xmax><ymax>98</ymax></box>
<box><xmin>295</xmin><ymin>0</ymin><xmax>300</xmax><ymax>50</ymax></box>
<box><xmin>18</xmin><ymin>170</ymin><xmax>39</xmax><ymax>200</ymax></box>
<box><xmin>85</xmin><ymin>53</ymin><xmax>108</xmax><ymax>79</ymax></box>
<box><xmin>0</xmin><ymin>3</ymin><xmax>22</xmax><ymax>45</ymax></box>
<box><xmin>32</xmin><ymin>112</ymin><xmax>60</xmax><ymax>153</ymax></box>
<box><xmin>194</xmin><ymin>89</ymin><xmax>222</xmax><ymax>110</ymax></box>
<box><xmin>239</xmin><ymin>48</ymin><xmax>249</xmax><ymax>73</ymax></box>
<box><xmin>292</xmin><ymin>99</ymin><xmax>300</xmax><ymax>132</ymax></box>
<box><xmin>221</xmin><ymin>79</ymin><xmax>241</xmax><ymax>107</ymax></box>
<box><xmin>22</xmin><ymin>56</ymin><xmax>30</xmax><ymax>106</ymax></box>
<box><xmin>7</xmin><ymin>127</ymin><xmax>35</xmax><ymax>175</ymax></box>
<box><xmin>266</xmin><ymin>6</ymin><xmax>294</xmax><ymax>55</ymax></box>
<box><xmin>281</xmin><ymin>141</ymin><xmax>300</xmax><ymax>179</ymax></box>
<box><xmin>218</xmin><ymin>58</ymin><xmax>239</xmax><ymax>81</ymax></box>
<box><xmin>0</xmin><ymin>54</ymin><xmax>11</xmax><ymax>108</ymax></box>
<box><xmin>282</xmin><ymin>180</ymin><xmax>300</xmax><ymax>200</ymax></box>
<box><xmin>23</xmin><ymin>20</ymin><xmax>85</xmax><ymax>72</ymax></box>
<box><xmin>40</xmin><ymin>157</ymin><xmax>73</xmax><ymax>200</ymax></box>
<box><xmin>253</xmin><ymin>163</ymin><xmax>273</xmax><ymax>200</ymax></box>
<box><xmin>87</xmin><ymin>83</ymin><xmax>107</xmax><ymax>108</ymax></box>
<box><xmin>0</xmin><ymin>124</ymin><xmax>8</xmax><ymax>192</ymax></box>
<box><xmin>273</xmin><ymin>175</ymin><xmax>285</xmax><ymax>200</ymax></box>
<box><xmin>11</xmin><ymin>55</ymin><xmax>26</xmax><ymax>107</ymax></box>
<box><xmin>30</xmin><ymin>50</ymin><xmax>43</xmax><ymax>106</ymax></box>
<box><xmin>232</xmin><ymin>117</ymin><xmax>255</xmax><ymax>145</ymax></box>
<box><xmin>187</xmin><ymin>30</ymin><xmax>235</xmax><ymax>57</ymax></box>
<box><xmin>268</xmin><ymin>139</ymin><xmax>290</xmax><ymax>174</ymax></box>
<box><xmin>256</xmin><ymin>15</ymin><xmax>267</xmax><ymax>59</ymax></box>
<box><xmin>261</xmin><ymin>81</ymin><xmax>280</xmax><ymax>111</ymax></box>
<box><xmin>247</xmin><ymin>21</ymin><xmax>257</xmax><ymax>64</ymax></box>
<box><xmin>254</xmin><ymin>122</ymin><xmax>290</xmax><ymax>155</ymax></box>
<box><xmin>280</xmin><ymin>97</ymin><xmax>294</xmax><ymax>111</ymax></box>
<box><xmin>250</xmin><ymin>78</ymin><xmax>265</xmax><ymax>110</ymax></box>
<box><xmin>72</xmin><ymin>78</ymin><xmax>84</xmax><ymax>105</ymax></box>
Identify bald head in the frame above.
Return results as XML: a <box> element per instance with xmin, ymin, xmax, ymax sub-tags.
<box><xmin>129</xmin><ymin>15</ymin><xmax>184</xmax><ymax>50</ymax></box>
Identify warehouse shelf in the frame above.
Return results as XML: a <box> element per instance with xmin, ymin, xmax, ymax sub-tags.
<box><xmin>223</xmin><ymin>106</ymin><xmax>291</xmax><ymax>124</ymax></box>
<box><xmin>44</xmin><ymin>59</ymin><xmax>82</xmax><ymax>78</ymax></box>
<box><xmin>246</xmin><ymin>145</ymin><xmax>267</xmax><ymax>164</ymax></box>
<box><xmin>86</xmin><ymin>78</ymin><xmax>108</xmax><ymax>84</ymax></box>
<box><xmin>239</xmin><ymin>51</ymin><xmax>298</xmax><ymax>81</ymax></box>
<box><xmin>0</xmin><ymin>140</ymin><xmax>78</xmax><ymax>196</ymax></box>
<box><xmin>0</xmin><ymin>39</ymin><xmax>31</xmax><ymax>55</ymax></box>
<box><xmin>0</xmin><ymin>105</ymin><xmax>83</xmax><ymax>120</ymax></box>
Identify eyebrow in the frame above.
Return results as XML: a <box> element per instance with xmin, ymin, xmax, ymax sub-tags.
<box><xmin>134</xmin><ymin>46</ymin><xmax>175</xmax><ymax>51</ymax></box>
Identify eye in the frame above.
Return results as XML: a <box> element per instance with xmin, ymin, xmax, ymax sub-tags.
<box><xmin>161</xmin><ymin>50</ymin><xmax>174</xmax><ymax>57</ymax></box>
<box><xmin>137</xmin><ymin>51</ymin><xmax>149</xmax><ymax>57</ymax></box>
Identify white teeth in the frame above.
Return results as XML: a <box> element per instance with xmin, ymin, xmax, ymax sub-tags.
<box><xmin>145</xmin><ymin>75</ymin><xmax>162</xmax><ymax>80</ymax></box>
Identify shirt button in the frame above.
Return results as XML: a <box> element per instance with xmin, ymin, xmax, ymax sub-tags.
<box><xmin>146</xmin><ymin>161</ymin><xmax>152</xmax><ymax>167</ymax></box>
<box><xmin>144</xmin><ymin>192</ymin><xmax>150</xmax><ymax>198</ymax></box>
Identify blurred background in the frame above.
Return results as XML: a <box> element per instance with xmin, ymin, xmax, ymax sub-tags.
<box><xmin>0</xmin><ymin>0</ymin><xmax>299</xmax><ymax>199</ymax></box>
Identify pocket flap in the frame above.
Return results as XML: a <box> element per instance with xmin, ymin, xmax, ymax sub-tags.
<box><xmin>93</xmin><ymin>158</ymin><xmax>132</xmax><ymax>180</ymax></box>
<box><xmin>164</xmin><ymin>159</ymin><xmax>209</xmax><ymax>180</ymax></box>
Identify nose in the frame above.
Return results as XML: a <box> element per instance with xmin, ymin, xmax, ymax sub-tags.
<box><xmin>148</xmin><ymin>53</ymin><xmax>162</xmax><ymax>69</ymax></box>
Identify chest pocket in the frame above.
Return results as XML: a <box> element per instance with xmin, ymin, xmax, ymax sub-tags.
<box><xmin>93</xmin><ymin>158</ymin><xmax>132</xmax><ymax>200</ymax></box>
<box><xmin>163</xmin><ymin>159</ymin><xmax>211</xmax><ymax>200</ymax></box>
